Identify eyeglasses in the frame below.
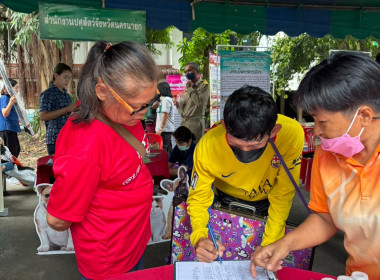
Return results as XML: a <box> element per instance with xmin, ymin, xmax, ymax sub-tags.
<box><xmin>98</xmin><ymin>77</ymin><xmax>160</xmax><ymax>115</ymax></box>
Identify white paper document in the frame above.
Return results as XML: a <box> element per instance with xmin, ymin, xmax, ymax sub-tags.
<box><xmin>174</xmin><ymin>260</ymin><xmax>276</xmax><ymax>280</ymax></box>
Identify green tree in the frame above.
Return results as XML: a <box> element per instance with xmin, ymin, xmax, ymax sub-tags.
<box><xmin>272</xmin><ymin>33</ymin><xmax>379</xmax><ymax>99</ymax></box>
<box><xmin>177</xmin><ymin>28</ymin><xmax>262</xmax><ymax>79</ymax></box>
<box><xmin>146</xmin><ymin>27</ymin><xmax>174</xmax><ymax>57</ymax></box>
<box><xmin>0</xmin><ymin>8</ymin><xmax>73</xmax><ymax>103</ymax></box>
<box><xmin>0</xmin><ymin>5</ymin><xmax>174</xmax><ymax>134</ymax></box>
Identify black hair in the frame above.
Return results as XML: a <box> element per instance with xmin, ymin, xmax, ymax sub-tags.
<box><xmin>173</xmin><ymin>126</ymin><xmax>196</xmax><ymax>143</ymax></box>
<box><xmin>9</xmin><ymin>79</ymin><xmax>17</xmax><ymax>88</ymax></box>
<box><xmin>295</xmin><ymin>52</ymin><xmax>380</xmax><ymax>115</ymax></box>
<box><xmin>52</xmin><ymin>63</ymin><xmax>72</xmax><ymax>82</ymax></box>
<box><xmin>185</xmin><ymin>62</ymin><xmax>199</xmax><ymax>72</ymax></box>
<box><xmin>2</xmin><ymin>79</ymin><xmax>18</xmax><ymax>95</ymax></box>
<box><xmin>376</xmin><ymin>53</ymin><xmax>380</xmax><ymax>64</ymax></box>
<box><xmin>223</xmin><ymin>85</ymin><xmax>277</xmax><ymax>141</ymax></box>
<box><xmin>73</xmin><ymin>41</ymin><xmax>158</xmax><ymax>124</ymax></box>
<box><xmin>157</xmin><ymin>82</ymin><xmax>172</xmax><ymax>98</ymax></box>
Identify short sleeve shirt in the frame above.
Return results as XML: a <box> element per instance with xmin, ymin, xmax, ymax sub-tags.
<box><xmin>0</xmin><ymin>95</ymin><xmax>20</xmax><ymax>132</ymax></box>
<box><xmin>309</xmin><ymin>144</ymin><xmax>380</xmax><ymax>278</ymax></box>
<box><xmin>39</xmin><ymin>85</ymin><xmax>72</xmax><ymax>144</ymax></box>
<box><xmin>47</xmin><ymin>117</ymin><xmax>153</xmax><ymax>279</ymax></box>
<box><xmin>155</xmin><ymin>96</ymin><xmax>175</xmax><ymax>132</ymax></box>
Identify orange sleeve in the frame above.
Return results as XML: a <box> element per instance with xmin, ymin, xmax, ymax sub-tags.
<box><xmin>308</xmin><ymin>147</ymin><xmax>330</xmax><ymax>213</ymax></box>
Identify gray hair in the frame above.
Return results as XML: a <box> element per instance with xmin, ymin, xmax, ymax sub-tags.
<box><xmin>73</xmin><ymin>41</ymin><xmax>159</xmax><ymax>124</ymax></box>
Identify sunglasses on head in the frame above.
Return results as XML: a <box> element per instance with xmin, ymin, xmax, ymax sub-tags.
<box><xmin>98</xmin><ymin>77</ymin><xmax>160</xmax><ymax>115</ymax></box>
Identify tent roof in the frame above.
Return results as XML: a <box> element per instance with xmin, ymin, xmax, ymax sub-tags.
<box><xmin>2</xmin><ymin>0</ymin><xmax>380</xmax><ymax>38</ymax></box>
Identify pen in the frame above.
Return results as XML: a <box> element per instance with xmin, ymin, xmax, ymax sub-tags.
<box><xmin>207</xmin><ymin>223</ymin><xmax>223</xmax><ymax>264</ymax></box>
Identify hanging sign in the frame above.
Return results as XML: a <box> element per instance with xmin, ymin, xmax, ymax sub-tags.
<box><xmin>39</xmin><ymin>2</ymin><xmax>146</xmax><ymax>43</ymax></box>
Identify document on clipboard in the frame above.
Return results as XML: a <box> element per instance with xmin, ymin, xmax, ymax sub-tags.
<box><xmin>174</xmin><ymin>260</ymin><xmax>276</xmax><ymax>280</ymax></box>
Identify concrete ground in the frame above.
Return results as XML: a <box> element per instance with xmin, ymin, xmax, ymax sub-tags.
<box><xmin>0</xmin><ymin>180</ymin><xmax>347</xmax><ymax>280</ymax></box>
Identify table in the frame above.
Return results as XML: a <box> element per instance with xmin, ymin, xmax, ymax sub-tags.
<box><xmin>107</xmin><ymin>265</ymin><xmax>337</xmax><ymax>280</ymax></box>
<box><xmin>107</xmin><ymin>265</ymin><xmax>173</xmax><ymax>280</ymax></box>
<box><xmin>144</xmin><ymin>149</ymin><xmax>170</xmax><ymax>184</ymax></box>
<box><xmin>277</xmin><ymin>268</ymin><xmax>337</xmax><ymax>280</ymax></box>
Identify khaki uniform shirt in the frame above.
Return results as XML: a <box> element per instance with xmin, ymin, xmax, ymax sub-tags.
<box><xmin>177</xmin><ymin>79</ymin><xmax>209</xmax><ymax>142</ymax></box>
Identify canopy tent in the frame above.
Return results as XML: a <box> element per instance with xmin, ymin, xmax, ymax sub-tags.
<box><xmin>2</xmin><ymin>0</ymin><xmax>380</xmax><ymax>38</ymax></box>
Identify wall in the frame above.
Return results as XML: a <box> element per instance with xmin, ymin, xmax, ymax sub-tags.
<box><xmin>73</xmin><ymin>28</ymin><xmax>183</xmax><ymax>70</ymax></box>
<box><xmin>151</xmin><ymin>27</ymin><xmax>182</xmax><ymax>71</ymax></box>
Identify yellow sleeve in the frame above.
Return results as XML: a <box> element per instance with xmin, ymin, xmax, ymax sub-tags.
<box><xmin>187</xmin><ymin>141</ymin><xmax>215</xmax><ymax>247</ymax></box>
<box><xmin>262</xmin><ymin>124</ymin><xmax>304</xmax><ymax>246</ymax></box>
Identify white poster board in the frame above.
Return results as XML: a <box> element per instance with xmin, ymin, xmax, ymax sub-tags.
<box><xmin>219</xmin><ymin>50</ymin><xmax>271</xmax><ymax>115</ymax></box>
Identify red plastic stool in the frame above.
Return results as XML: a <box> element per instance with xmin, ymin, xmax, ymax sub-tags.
<box><xmin>300</xmin><ymin>157</ymin><xmax>313</xmax><ymax>192</ymax></box>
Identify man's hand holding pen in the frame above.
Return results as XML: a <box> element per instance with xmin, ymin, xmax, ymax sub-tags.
<box><xmin>194</xmin><ymin>237</ymin><xmax>225</xmax><ymax>263</ymax></box>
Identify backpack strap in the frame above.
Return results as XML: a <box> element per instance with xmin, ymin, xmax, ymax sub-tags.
<box><xmin>96</xmin><ymin>112</ymin><xmax>146</xmax><ymax>158</ymax></box>
<box><xmin>269</xmin><ymin>138</ymin><xmax>311</xmax><ymax>214</ymax></box>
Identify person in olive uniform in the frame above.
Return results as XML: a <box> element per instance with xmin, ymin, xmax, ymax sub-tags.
<box><xmin>176</xmin><ymin>62</ymin><xmax>209</xmax><ymax>143</ymax></box>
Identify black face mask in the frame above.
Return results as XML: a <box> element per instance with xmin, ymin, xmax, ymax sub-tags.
<box><xmin>231</xmin><ymin>144</ymin><xmax>267</xmax><ymax>163</ymax></box>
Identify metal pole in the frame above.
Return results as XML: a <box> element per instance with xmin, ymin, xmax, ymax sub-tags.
<box><xmin>0</xmin><ymin>169</ymin><xmax>9</xmax><ymax>217</ymax></box>
<box><xmin>7</xmin><ymin>25</ymin><xmax>10</xmax><ymax>64</ymax></box>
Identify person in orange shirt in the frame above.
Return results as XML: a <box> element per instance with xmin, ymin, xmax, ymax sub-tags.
<box><xmin>251</xmin><ymin>52</ymin><xmax>380</xmax><ymax>279</ymax></box>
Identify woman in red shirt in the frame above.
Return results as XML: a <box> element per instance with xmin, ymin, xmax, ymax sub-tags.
<box><xmin>46</xmin><ymin>41</ymin><xmax>159</xmax><ymax>280</ymax></box>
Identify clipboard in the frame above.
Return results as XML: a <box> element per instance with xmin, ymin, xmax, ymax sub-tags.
<box><xmin>174</xmin><ymin>260</ymin><xmax>276</xmax><ymax>280</ymax></box>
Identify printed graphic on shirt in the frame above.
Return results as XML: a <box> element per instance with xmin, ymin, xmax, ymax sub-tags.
<box><xmin>271</xmin><ymin>155</ymin><xmax>281</xmax><ymax>169</ymax></box>
<box><xmin>221</xmin><ymin>172</ymin><xmax>235</xmax><ymax>178</ymax></box>
<box><xmin>294</xmin><ymin>154</ymin><xmax>302</xmax><ymax>166</ymax></box>
<box><xmin>246</xmin><ymin>179</ymin><xmax>273</xmax><ymax>198</ymax></box>
<box><xmin>190</xmin><ymin>172</ymin><xmax>198</xmax><ymax>190</ymax></box>
<box><xmin>122</xmin><ymin>164</ymin><xmax>141</xmax><ymax>185</ymax></box>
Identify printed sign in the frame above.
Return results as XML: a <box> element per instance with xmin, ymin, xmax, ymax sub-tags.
<box><xmin>209</xmin><ymin>52</ymin><xmax>220</xmax><ymax>125</ymax></box>
<box><xmin>220</xmin><ymin>50</ymin><xmax>271</xmax><ymax>114</ymax></box>
<box><xmin>39</xmin><ymin>2</ymin><xmax>146</xmax><ymax>43</ymax></box>
<box><xmin>166</xmin><ymin>75</ymin><xmax>186</xmax><ymax>147</ymax></box>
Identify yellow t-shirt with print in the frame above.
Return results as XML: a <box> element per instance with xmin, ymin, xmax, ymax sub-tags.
<box><xmin>187</xmin><ymin>114</ymin><xmax>304</xmax><ymax>247</ymax></box>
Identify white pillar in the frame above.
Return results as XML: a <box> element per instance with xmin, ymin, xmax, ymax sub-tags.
<box><xmin>0</xmin><ymin>169</ymin><xmax>9</xmax><ymax>216</ymax></box>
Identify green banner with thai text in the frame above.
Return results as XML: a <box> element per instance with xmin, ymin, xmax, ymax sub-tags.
<box><xmin>39</xmin><ymin>2</ymin><xmax>146</xmax><ymax>43</ymax></box>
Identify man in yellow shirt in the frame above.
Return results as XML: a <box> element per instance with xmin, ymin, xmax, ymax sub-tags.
<box><xmin>187</xmin><ymin>85</ymin><xmax>304</xmax><ymax>262</ymax></box>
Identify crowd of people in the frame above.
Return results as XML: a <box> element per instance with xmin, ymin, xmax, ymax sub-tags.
<box><xmin>2</xmin><ymin>41</ymin><xmax>379</xmax><ymax>279</ymax></box>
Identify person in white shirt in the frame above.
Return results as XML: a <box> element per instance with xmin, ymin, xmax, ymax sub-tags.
<box><xmin>155</xmin><ymin>82</ymin><xmax>175</xmax><ymax>154</ymax></box>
